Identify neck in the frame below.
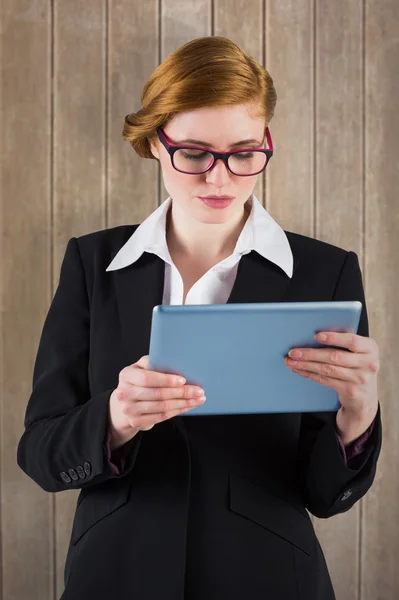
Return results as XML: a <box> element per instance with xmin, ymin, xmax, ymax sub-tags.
<box><xmin>166</xmin><ymin>199</ymin><xmax>250</xmax><ymax>263</ymax></box>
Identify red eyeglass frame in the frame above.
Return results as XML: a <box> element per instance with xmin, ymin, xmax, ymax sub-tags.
<box><xmin>155</xmin><ymin>127</ymin><xmax>274</xmax><ymax>176</ymax></box>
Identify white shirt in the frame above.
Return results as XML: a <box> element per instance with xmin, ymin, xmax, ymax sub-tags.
<box><xmin>106</xmin><ymin>193</ymin><xmax>293</xmax><ymax>305</ymax></box>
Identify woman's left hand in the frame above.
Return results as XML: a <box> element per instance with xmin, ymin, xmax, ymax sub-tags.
<box><xmin>284</xmin><ymin>331</ymin><xmax>380</xmax><ymax>445</ymax></box>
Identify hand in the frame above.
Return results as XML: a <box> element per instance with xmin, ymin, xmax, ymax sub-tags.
<box><xmin>284</xmin><ymin>331</ymin><xmax>380</xmax><ymax>444</ymax></box>
<box><xmin>108</xmin><ymin>355</ymin><xmax>206</xmax><ymax>448</ymax></box>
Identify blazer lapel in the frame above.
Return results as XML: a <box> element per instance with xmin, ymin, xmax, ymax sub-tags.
<box><xmin>112</xmin><ymin>245</ymin><xmax>300</xmax><ymax>376</ymax></box>
<box><xmin>226</xmin><ymin>248</ymin><xmax>299</xmax><ymax>304</ymax></box>
<box><xmin>113</xmin><ymin>251</ymin><xmax>166</xmax><ymax>366</ymax></box>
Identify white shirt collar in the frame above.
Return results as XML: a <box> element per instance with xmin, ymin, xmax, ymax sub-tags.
<box><xmin>105</xmin><ymin>193</ymin><xmax>293</xmax><ymax>278</ymax></box>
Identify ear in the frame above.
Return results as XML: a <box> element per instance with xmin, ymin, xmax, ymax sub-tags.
<box><xmin>149</xmin><ymin>138</ymin><xmax>160</xmax><ymax>160</ymax></box>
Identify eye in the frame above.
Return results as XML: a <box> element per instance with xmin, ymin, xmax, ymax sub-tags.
<box><xmin>233</xmin><ymin>152</ymin><xmax>254</xmax><ymax>161</ymax></box>
<box><xmin>181</xmin><ymin>151</ymin><xmax>209</xmax><ymax>160</ymax></box>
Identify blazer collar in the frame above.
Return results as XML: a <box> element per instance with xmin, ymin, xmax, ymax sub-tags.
<box><xmin>111</xmin><ymin>246</ymin><xmax>300</xmax><ymax>373</ymax></box>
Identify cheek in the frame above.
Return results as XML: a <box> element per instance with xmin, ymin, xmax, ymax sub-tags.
<box><xmin>161</xmin><ymin>159</ymin><xmax>200</xmax><ymax>191</ymax></box>
<box><xmin>159</xmin><ymin>172</ymin><xmax>193</xmax><ymax>209</ymax></box>
<box><xmin>240</xmin><ymin>177</ymin><xmax>257</xmax><ymax>191</ymax></box>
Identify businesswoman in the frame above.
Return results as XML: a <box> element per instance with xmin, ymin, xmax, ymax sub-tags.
<box><xmin>17</xmin><ymin>36</ymin><xmax>382</xmax><ymax>600</ymax></box>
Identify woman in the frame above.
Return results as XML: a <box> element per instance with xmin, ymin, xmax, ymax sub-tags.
<box><xmin>17</xmin><ymin>36</ymin><xmax>382</xmax><ymax>600</ymax></box>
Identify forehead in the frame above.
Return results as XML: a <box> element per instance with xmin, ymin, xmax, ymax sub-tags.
<box><xmin>165</xmin><ymin>104</ymin><xmax>265</xmax><ymax>148</ymax></box>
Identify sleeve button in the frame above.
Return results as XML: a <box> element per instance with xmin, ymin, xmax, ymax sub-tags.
<box><xmin>340</xmin><ymin>489</ymin><xmax>353</xmax><ymax>501</ymax></box>
<box><xmin>76</xmin><ymin>465</ymin><xmax>86</xmax><ymax>479</ymax></box>
<box><xmin>84</xmin><ymin>461</ymin><xmax>91</xmax><ymax>476</ymax></box>
<box><xmin>68</xmin><ymin>468</ymin><xmax>79</xmax><ymax>481</ymax></box>
<box><xmin>60</xmin><ymin>471</ymin><xmax>72</xmax><ymax>484</ymax></box>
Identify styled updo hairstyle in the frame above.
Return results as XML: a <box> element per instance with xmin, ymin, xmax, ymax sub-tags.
<box><xmin>122</xmin><ymin>36</ymin><xmax>277</xmax><ymax>159</ymax></box>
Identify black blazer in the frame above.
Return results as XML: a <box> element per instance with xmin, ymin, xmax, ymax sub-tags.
<box><xmin>17</xmin><ymin>225</ymin><xmax>382</xmax><ymax>600</ymax></box>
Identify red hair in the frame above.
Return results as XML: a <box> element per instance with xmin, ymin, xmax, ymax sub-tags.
<box><xmin>122</xmin><ymin>36</ymin><xmax>277</xmax><ymax>159</ymax></box>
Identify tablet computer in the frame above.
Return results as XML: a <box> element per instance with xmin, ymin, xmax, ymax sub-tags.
<box><xmin>148</xmin><ymin>301</ymin><xmax>362</xmax><ymax>415</ymax></box>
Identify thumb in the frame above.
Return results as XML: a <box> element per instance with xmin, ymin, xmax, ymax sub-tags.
<box><xmin>135</xmin><ymin>354</ymin><xmax>149</xmax><ymax>370</ymax></box>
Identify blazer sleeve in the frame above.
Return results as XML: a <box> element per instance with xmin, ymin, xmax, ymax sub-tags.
<box><xmin>16</xmin><ymin>237</ymin><xmax>142</xmax><ymax>493</ymax></box>
<box><xmin>336</xmin><ymin>416</ymin><xmax>376</xmax><ymax>466</ymax></box>
<box><xmin>296</xmin><ymin>250</ymin><xmax>382</xmax><ymax>519</ymax></box>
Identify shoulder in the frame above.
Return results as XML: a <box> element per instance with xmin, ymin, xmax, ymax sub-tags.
<box><xmin>284</xmin><ymin>229</ymin><xmax>354</xmax><ymax>271</ymax></box>
<box><xmin>76</xmin><ymin>223</ymin><xmax>139</xmax><ymax>249</ymax></box>
<box><xmin>73</xmin><ymin>223</ymin><xmax>139</xmax><ymax>267</ymax></box>
<box><xmin>284</xmin><ymin>230</ymin><xmax>350</xmax><ymax>261</ymax></box>
<box><xmin>283</xmin><ymin>230</ymin><xmax>363</xmax><ymax>289</ymax></box>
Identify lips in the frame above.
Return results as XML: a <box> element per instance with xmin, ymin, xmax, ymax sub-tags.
<box><xmin>199</xmin><ymin>197</ymin><xmax>234</xmax><ymax>209</ymax></box>
<box><xmin>200</xmin><ymin>196</ymin><xmax>235</xmax><ymax>200</ymax></box>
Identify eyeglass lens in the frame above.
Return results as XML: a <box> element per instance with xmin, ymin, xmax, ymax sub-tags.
<box><xmin>173</xmin><ymin>148</ymin><xmax>268</xmax><ymax>175</ymax></box>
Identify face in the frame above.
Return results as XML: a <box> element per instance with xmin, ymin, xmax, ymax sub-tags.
<box><xmin>149</xmin><ymin>103</ymin><xmax>267</xmax><ymax>225</ymax></box>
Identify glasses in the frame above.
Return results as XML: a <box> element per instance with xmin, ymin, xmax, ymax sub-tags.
<box><xmin>156</xmin><ymin>127</ymin><xmax>273</xmax><ymax>176</ymax></box>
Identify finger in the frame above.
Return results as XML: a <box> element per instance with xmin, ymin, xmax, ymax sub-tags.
<box><xmin>288</xmin><ymin>343</ymin><xmax>374</xmax><ymax>367</ymax></box>
<box><xmin>286</xmin><ymin>349</ymin><xmax>367</xmax><ymax>369</ymax></box>
<box><xmin>288</xmin><ymin>361</ymin><xmax>367</xmax><ymax>384</ymax></box>
<box><xmin>134</xmin><ymin>356</ymin><xmax>189</xmax><ymax>384</ymax></box>
<box><xmin>128</xmin><ymin>405</ymin><xmax>197</xmax><ymax>429</ymax></box>
<box><xmin>123</xmin><ymin>364</ymin><xmax>187</xmax><ymax>389</ymax></box>
<box><xmin>130</xmin><ymin>384</ymin><xmax>205</xmax><ymax>402</ymax></box>
<box><xmin>135</xmin><ymin>395</ymin><xmax>206</xmax><ymax>416</ymax></box>
<box><xmin>314</xmin><ymin>331</ymin><xmax>373</xmax><ymax>354</ymax></box>
<box><xmin>290</xmin><ymin>366</ymin><xmax>368</xmax><ymax>400</ymax></box>
<box><xmin>290</xmin><ymin>367</ymin><xmax>349</xmax><ymax>394</ymax></box>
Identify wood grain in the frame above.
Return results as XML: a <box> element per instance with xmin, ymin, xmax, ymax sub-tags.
<box><xmin>314</xmin><ymin>2</ymin><xmax>364</xmax><ymax>599</ymax></box>
<box><xmin>2</xmin><ymin>1</ymin><xmax>396</xmax><ymax>598</ymax></box>
<box><xmin>2</xmin><ymin>2</ymin><xmax>53</xmax><ymax>599</ymax></box>
<box><xmin>362</xmin><ymin>1</ymin><xmax>399</xmax><ymax>597</ymax></box>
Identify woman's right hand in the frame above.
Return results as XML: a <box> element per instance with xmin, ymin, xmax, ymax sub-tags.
<box><xmin>108</xmin><ymin>355</ymin><xmax>206</xmax><ymax>449</ymax></box>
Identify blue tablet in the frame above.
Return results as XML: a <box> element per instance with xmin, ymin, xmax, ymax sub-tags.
<box><xmin>148</xmin><ymin>301</ymin><xmax>362</xmax><ymax>415</ymax></box>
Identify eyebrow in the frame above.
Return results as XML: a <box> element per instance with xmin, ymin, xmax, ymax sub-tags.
<box><xmin>176</xmin><ymin>137</ymin><xmax>263</xmax><ymax>148</ymax></box>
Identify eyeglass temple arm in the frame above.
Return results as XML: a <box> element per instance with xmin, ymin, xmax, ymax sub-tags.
<box><xmin>266</xmin><ymin>127</ymin><xmax>273</xmax><ymax>151</ymax></box>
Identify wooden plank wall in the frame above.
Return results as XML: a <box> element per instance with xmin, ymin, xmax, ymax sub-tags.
<box><xmin>1</xmin><ymin>1</ymin><xmax>397</xmax><ymax>598</ymax></box>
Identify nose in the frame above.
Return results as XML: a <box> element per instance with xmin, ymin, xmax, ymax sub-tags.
<box><xmin>204</xmin><ymin>157</ymin><xmax>232</xmax><ymax>186</ymax></box>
